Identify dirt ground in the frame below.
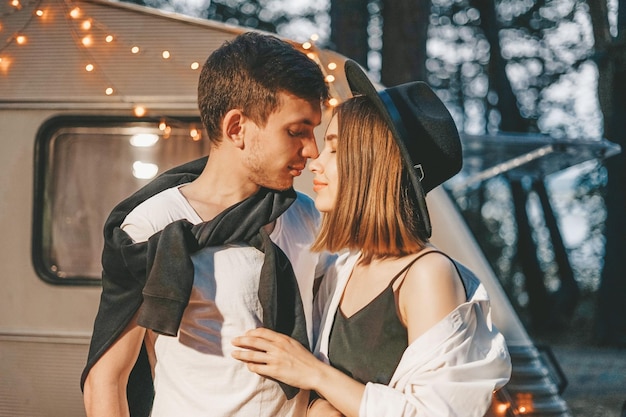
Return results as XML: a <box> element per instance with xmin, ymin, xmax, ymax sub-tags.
<box><xmin>529</xmin><ymin>300</ymin><xmax>626</xmax><ymax>417</ymax></box>
<box><xmin>547</xmin><ymin>344</ymin><xmax>626</xmax><ymax>417</ymax></box>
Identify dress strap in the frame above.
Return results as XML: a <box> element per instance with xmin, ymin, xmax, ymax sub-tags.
<box><xmin>389</xmin><ymin>249</ymin><xmax>449</xmax><ymax>287</ymax></box>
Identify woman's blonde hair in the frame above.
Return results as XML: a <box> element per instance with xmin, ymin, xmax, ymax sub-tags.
<box><xmin>311</xmin><ymin>96</ymin><xmax>427</xmax><ymax>263</ymax></box>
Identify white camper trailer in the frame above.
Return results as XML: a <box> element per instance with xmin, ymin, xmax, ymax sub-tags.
<box><xmin>0</xmin><ymin>0</ymin><xmax>620</xmax><ymax>415</ymax></box>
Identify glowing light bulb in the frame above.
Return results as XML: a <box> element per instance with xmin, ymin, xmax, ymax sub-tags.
<box><xmin>496</xmin><ymin>403</ymin><xmax>510</xmax><ymax>415</ymax></box>
<box><xmin>82</xmin><ymin>36</ymin><xmax>92</xmax><ymax>47</ymax></box>
<box><xmin>307</xmin><ymin>53</ymin><xmax>315</xmax><ymax>60</ymax></box>
<box><xmin>132</xmin><ymin>161</ymin><xmax>159</xmax><ymax>179</ymax></box>
<box><xmin>162</xmin><ymin>50</ymin><xmax>170</xmax><ymax>59</ymax></box>
<box><xmin>325</xmin><ymin>75</ymin><xmax>335</xmax><ymax>83</ymax></box>
<box><xmin>302</xmin><ymin>41</ymin><xmax>312</xmax><ymax>50</ymax></box>
<box><xmin>105</xmin><ymin>35</ymin><xmax>113</xmax><ymax>43</ymax></box>
<box><xmin>310</xmin><ymin>34</ymin><xmax>319</xmax><ymax>41</ymax></box>
<box><xmin>134</xmin><ymin>106</ymin><xmax>146</xmax><ymax>117</ymax></box>
<box><xmin>105</xmin><ymin>87</ymin><xmax>113</xmax><ymax>95</ymax></box>
<box><xmin>159</xmin><ymin>122</ymin><xmax>167</xmax><ymax>130</ymax></box>
<box><xmin>0</xmin><ymin>56</ymin><xmax>11</xmax><ymax>74</ymax></box>
<box><xmin>190</xmin><ymin>128</ymin><xmax>201</xmax><ymax>141</ymax></box>
<box><xmin>69</xmin><ymin>7</ymin><xmax>81</xmax><ymax>18</ymax></box>
<box><xmin>85</xmin><ymin>64</ymin><xmax>94</xmax><ymax>72</ymax></box>
<box><xmin>81</xmin><ymin>20</ymin><xmax>91</xmax><ymax>30</ymax></box>
<box><xmin>130</xmin><ymin>133</ymin><xmax>159</xmax><ymax>147</ymax></box>
<box><xmin>190</xmin><ymin>62</ymin><xmax>199</xmax><ymax>70</ymax></box>
<box><xmin>35</xmin><ymin>9</ymin><xmax>44</xmax><ymax>16</ymax></box>
<box><xmin>328</xmin><ymin>98</ymin><xmax>339</xmax><ymax>107</ymax></box>
<box><xmin>11</xmin><ymin>0</ymin><xmax>20</xmax><ymax>8</ymax></box>
<box><xmin>16</xmin><ymin>35</ymin><xmax>27</xmax><ymax>45</ymax></box>
<box><xmin>327</xmin><ymin>62</ymin><xmax>337</xmax><ymax>70</ymax></box>
<box><xmin>131</xmin><ymin>46</ymin><xmax>139</xmax><ymax>54</ymax></box>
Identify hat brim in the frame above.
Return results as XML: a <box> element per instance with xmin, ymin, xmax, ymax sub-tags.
<box><xmin>344</xmin><ymin>59</ymin><xmax>432</xmax><ymax>239</ymax></box>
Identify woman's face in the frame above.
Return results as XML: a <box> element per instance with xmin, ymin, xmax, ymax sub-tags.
<box><xmin>309</xmin><ymin>114</ymin><xmax>339</xmax><ymax>213</ymax></box>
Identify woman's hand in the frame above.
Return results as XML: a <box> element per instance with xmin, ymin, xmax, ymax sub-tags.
<box><xmin>233</xmin><ymin>327</ymin><xmax>365</xmax><ymax>417</ymax></box>
<box><xmin>231</xmin><ymin>327</ymin><xmax>325</xmax><ymax>390</ymax></box>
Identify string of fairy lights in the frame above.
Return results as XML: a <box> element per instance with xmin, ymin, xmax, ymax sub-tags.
<box><xmin>0</xmin><ymin>0</ymin><xmax>207</xmax><ymax>103</ymax></box>
<box><xmin>0</xmin><ymin>0</ymin><xmax>341</xmax><ymax>139</ymax></box>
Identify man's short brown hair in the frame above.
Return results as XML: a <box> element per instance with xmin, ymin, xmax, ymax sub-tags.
<box><xmin>198</xmin><ymin>31</ymin><xmax>328</xmax><ymax>143</ymax></box>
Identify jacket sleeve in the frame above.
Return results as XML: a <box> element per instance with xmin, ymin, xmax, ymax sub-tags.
<box><xmin>359</xmin><ymin>299</ymin><xmax>512</xmax><ymax>417</ymax></box>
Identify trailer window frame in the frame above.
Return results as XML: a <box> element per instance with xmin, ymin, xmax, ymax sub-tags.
<box><xmin>32</xmin><ymin>115</ymin><xmax>207</xmax><ymax>285</ymax></box>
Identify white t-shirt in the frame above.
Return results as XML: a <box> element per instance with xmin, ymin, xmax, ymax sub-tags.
<box><xmin>122</xmin><ymin>186</ymin><xmax>328</xmax><ymax>417</ymax></box>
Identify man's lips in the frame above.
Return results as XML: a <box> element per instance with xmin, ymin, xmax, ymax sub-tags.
<box><xmin>289</xmin><ymin>165</ymin><xmax>306</xmax><ymax>176</ymax></box>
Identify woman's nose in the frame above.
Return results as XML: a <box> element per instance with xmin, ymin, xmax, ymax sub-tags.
<box><xmin>309</xmin><ymin>155</ymin><xmax>323</xmax><ymax>173</ymax></box>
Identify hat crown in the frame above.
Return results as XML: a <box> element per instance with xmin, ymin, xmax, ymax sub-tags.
<box><xmin>385</xmin><ymin>82</ymin><xmax>462</xmax><ymax>193</ymax></box>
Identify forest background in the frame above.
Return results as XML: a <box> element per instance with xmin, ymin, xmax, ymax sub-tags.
<box><xmin>123</xmin><ymin>0</ymin><xmax>626</xmax><ymax>347</ymax></box>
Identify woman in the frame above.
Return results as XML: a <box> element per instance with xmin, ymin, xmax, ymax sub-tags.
<box><xmin>232</xmin><ymin>60</ymin><xmax>511</xmax><ymax>417</ymax></box>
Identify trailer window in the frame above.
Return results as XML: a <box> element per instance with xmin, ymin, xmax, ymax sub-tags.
<box><xmin>33</xmin><ymin>116</ymin><xmax>209</xmax><ymax>285</ymax></box>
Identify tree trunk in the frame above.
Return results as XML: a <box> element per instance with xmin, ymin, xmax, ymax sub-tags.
<box><xmin>330</xmin><ymin>0</ymin><xmax>370</xmax><ymax>68</ymax></box>
<box><xmin>588</xmin><ymin>0</ymin><xmax>626</xmax><ymax>347</ymax></box>
<box><xmin>534</xmin><ymin>180</ymin><xmax>579</xmax><ymax>329</ymax></box>
<box><xmin>471</xmin><ymin>0</ymin><xmax>529</xmax><ymax>132</ymax></box>
<box><xmin>511</xmin><ymin>179</ymin><xmax>550</xmax><ymax>330</ymax></box>
<box><xmin>380</xmin><ymin>0</ymin><xmax>429</xmax><ymax>85</ymax></box>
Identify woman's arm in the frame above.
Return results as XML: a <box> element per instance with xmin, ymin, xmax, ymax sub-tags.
<box><xmin>307</xmin><ymin>398</ymin><xmax>343</xmax><ymax>417</ymax></box>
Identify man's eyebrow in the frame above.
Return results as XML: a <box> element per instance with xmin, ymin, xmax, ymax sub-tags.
<box><xmin>301</xmin><ymin>119</ymin><xmax>319</xmax><ymax>126</ymax></box>
<box><xmin>285</xmin><ymin>118</ymin><xmax>317</xmax><ymax>127</ymax></box>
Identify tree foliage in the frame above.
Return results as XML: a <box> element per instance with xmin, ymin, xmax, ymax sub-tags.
<box><xmin>427</xmin><ymin>0</ymin><xmax>600</xmax><ymax>138</ymax></box>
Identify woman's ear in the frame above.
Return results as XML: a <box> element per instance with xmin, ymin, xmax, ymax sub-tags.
<box><xmin>222</xmin><ymin>109</ymin><xmax>246</xmax><ymax>148</ymax></box>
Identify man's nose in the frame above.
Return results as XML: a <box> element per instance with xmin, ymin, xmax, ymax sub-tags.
<box><xmin>302</xmin><ymin>137</ymin><xmax>319</xmax><ymax>159</ymax></box>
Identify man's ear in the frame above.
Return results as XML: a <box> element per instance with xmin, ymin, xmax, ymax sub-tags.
<box><xmin>222</xmin><ymin>109</ymin><xmax>246</xmax><ymax>149</ymax></box>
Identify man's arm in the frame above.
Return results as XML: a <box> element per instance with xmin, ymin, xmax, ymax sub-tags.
<box><xmin>83</xmin><ymin>313</ymin><xmax>146</xmax><ymax>417</ymax></box>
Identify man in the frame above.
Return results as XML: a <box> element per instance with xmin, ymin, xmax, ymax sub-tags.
<box><xmin>82</xmin><ymin>31</ymin><xmax>330</xmax><ymax>417</ymax></box>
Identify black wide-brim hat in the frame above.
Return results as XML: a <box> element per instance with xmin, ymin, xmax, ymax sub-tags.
<box><xmin>344</xmin><ymin>59</ymin><xmax>462</xmax><ymax>239</ymax></box>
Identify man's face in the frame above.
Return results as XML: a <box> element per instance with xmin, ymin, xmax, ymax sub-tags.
<box><xmin>242</xmin><ymin>92</ymin><xmax>322</xmax><ymax>191</ymax></box>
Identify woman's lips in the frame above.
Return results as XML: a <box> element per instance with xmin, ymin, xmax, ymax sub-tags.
<box><xmin>312</xmin><ymin>180</ymin><xmax>327</xmax><ymax>192</ymax></box>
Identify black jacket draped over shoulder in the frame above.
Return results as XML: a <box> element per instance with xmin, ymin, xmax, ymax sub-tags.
<box><xmin>81</xmin><ymin>156</ymin><xmax>308</xmax><ymax>417</ymax></box>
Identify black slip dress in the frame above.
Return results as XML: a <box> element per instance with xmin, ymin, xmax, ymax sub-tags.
<box><xmin>327</xmin><ymin>252</ymin><xmax>442</xmax><ymax>385</ymax></box>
